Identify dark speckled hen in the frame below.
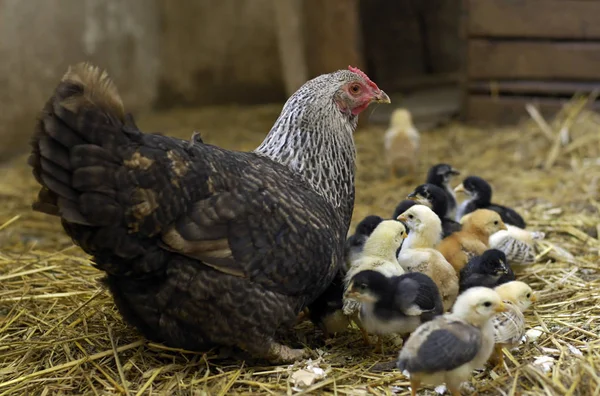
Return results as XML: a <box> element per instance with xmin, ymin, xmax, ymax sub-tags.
<box><xmin>27</xmin><ymin>63</ymin><xmax>390</xmax><ymax>363</ymax></box>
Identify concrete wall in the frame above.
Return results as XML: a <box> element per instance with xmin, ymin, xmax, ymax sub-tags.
<box><xmin>0</xmin><ymin>0</ymin><xmax>160</xmax><ymax>160</ymax></box>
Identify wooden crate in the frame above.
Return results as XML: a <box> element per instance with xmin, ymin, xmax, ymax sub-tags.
<box><xmin>460</xmin><ymin>0</ymin><xmax>600</xmax><ymax>125</ymax></box>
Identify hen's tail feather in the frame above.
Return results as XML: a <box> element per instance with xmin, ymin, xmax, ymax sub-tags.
<box><xmin>29</xmin><ymin>63</ymin><xmax>128</xmax><ymax>228</ymax></box>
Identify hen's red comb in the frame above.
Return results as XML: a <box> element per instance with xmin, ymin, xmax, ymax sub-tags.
<box><xmin>348</xmin><ymin>66</ymin><xmax>379</xmax><ymax>91</ymax></box>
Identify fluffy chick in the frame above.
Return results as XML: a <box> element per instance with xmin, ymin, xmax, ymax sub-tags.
<box><xmin>459</xmin><ymin>249</ymin><xmax>515</xmax><ymax>293</ymax></box>
<box><xmin>345</xmin><ymin>270</ymin><xmax>443</xmax><ymax>351</ymax></box>
<box><xmin>490</xmin><ymin>281</ymin><xmax>537</xmax><ymax>368</ymax></box>
<box><xmin>397</xmin><ymin>287</ymin><xmax>507</xmax><ymax>396</ymax></box>
<box><xmin>307</xmin><ymin>267</ymin><xmax>351</xmax><ymax>338</ymax></box>
<box><xmin>437</xmin><ymin>209</ymin><xmax>508</xmax><ymax>273</ymax></box>
<box><xmin>384</xmin><ymin>108</ymin><xmax>420</xmax><ymax>178</ymax></box>
<box><xmin>407</xmin><ymin>183</ymin><xmax>462</xmax><ymax>238</ymax></box>
<box><xmin>454</xmin><ymin>176</ymin><xmax>526</xmax><ymax>228</ymax></box>
<box><xmin>397</xmin><ymin>205</ymin><xmax>459</xmax><ymax>312</ymax></box>
<box><xmin>343</xmin><ymin>220</ymin><xmax>408</xmax><ymax>342</ymax></box>
<box><xmin>344</xmin><ymin>215</ymin><xmax>384</xmax><ymax>269</ymax></box>
<box><xmin>489</xmin><ymin>224</ymin><xmax>545</xmax><ymax>265</ymax></box>
<box><xmin>426</xmin><ymin>163</ymin><xmax>461</xmax><ymax>220</ymax></box>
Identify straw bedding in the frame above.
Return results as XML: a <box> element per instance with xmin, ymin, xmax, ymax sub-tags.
<box><xmin>0</xmin><ymin>100</ymin><xmax>598</xmax><ymax>395</ymax></box>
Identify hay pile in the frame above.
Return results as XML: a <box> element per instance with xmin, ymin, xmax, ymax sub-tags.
<box><xmin>0</xmin><ymin>101</ymin><xmax>599</xmax><ymax>395</ymax></box>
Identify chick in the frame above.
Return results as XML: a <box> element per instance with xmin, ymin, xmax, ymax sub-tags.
<box><xmin>307</xmin><ymin>267</ymin><xmax>351</xmax><ymax>338</ymax></box>
<box><xmin>426</xmin><ymin>163</ymin><xmax>461</xmax><ymax>220</ymax></box>
<box><xmin>397</xmin><ymin>287</ymin><xmax>507</xmax><ymax>396</ymax></box>
<box><xmin>454</xmin><ymin>176</ymin><xmax>526</xmax><ymax>228</ymax></box>
<box><xmin>384</xmin><ymin>108</ymin><xmax>420</xmax><ymax>178</ymax></box>
<box><xmin>343</xmin><ymin>220</ymin><xmax>408</xmax><ymax>343</ymax></box>
<box><xmin>437</xmin><ymin>209</ymin><xmax>508</xmax><ymax>273</ymax></box>
<box><xmin>459</xmin><ymin>249</ymin><xmax>515</xmax><ymax>293</ymax></box>
<box><xmin>345</xmin><ymin>270</ymin><xmax>443</xmax><ymax>351</ymax></box>
<box><xmin>407</xmin><ymin>183</ymin><xmax>462</xmax><ymax>238</ymax></box>
<box><xmin>489</xmin><ymin>224</ymin><xmax>545</xmax><ymax>265</ymax></box>
<box><xmin>344</xmin><ymin>215</ymin><xmax>384</xmax><ymax>269</ymax></box>
<box><xmin>392</xmin><ymin>199</ymin><xmax>417</xmax><ymax>219</ymax></box>
<box><xmin>397</xmin><ymin>205</ymin><xmax>459</xmax><ymax>311</ymax></box>
<box><xmin>490</xmin><ymin>281</ymin><xmax>537</xmax><ymax>368</ymax></box>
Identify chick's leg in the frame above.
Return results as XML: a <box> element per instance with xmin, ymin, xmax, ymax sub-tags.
<box><xmin>491</xmin><ymin>344</ymin><xmax>505</xmax><ymax>369</ymax></box>
<box><xmin>409</xmin><ymin>378</ymin><xmax>421</xmax><ymax>396</ymax></box>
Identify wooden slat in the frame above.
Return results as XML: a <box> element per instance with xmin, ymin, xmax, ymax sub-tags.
<box><xmin>467</xmin><ymin>0</ymin><xmax>600</xmax><ymax>39</ymax></box>
<box><xmin>468</xmin><ymin>80</ymin><xmax>600</xmax><ymax>96</ymax></box>
<box><xmin>468</xmin><ymin>40</ymin><xmax>600</xmax><ymax>80</ymax></box>
<box><xmin>462</xmin><ymin>95</ymin><xmax>600</xmax><ymax>125</ymax></box>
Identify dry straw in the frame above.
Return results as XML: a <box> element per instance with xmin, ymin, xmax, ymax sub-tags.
<box><xmin>0</xmin><ymin>99</ymin><xmax>598</xmax><ymax>395</ymax></box>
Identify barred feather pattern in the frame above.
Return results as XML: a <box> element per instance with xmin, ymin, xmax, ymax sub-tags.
<box><xmin>493</xmin><ymin>301</ymin><xmax>525</xmax><ymax>345</ymax></box>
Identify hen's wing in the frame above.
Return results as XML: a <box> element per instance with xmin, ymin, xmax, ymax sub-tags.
<box><xmin>398</xmin><ymin>319</ymin><xmax>481</xmax><ymax>373</ymax></box>
<box><xmin>29</xmin><ymin>63</ymin><xmax>341</xmax><ymax>297</ymax></box>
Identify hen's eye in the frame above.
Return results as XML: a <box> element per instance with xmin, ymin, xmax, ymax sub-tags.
<box><xmin>350</xmin><ymin>84</ymin><xmax>361</xmax><ymax>94</ymax></box>
<box><xmin>483</xmin><ymin>301</ymin><xmax>492</xmax><ymax>307</ymax></box>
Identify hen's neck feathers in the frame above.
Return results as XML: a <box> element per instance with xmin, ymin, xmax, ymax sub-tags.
<box><xmin>254</xmin><ymin>77</ymin><xmax>357</xmax><ymax>213</ymax></box>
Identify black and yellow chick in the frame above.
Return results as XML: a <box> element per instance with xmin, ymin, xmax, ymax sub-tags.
<box><xmin>455</xmin><ymin>176</ymin><xmax>526</xmax><ymax>228</ymax></box>
<box><xmin>407</xmin><ymin>183</ymin><xmax>462</xmax><ymax>238</ymax></box>
<box><xmin>345</xmin><ymin>215</ymin><xmax>384</xmax><ymax>269</ymax></box>
<box><xmin>426</xmin><ymin>164</ymin><xmax>461</xmax><ymax>220</ymax></box>
<box><xmin>459</xmin><ymin>249</ymin><xmax>515</xmax><ymax>293</ymax></box>
<box><xmin>345</xmin><ymin>270</ymin><xmax>443</xmax><ymax>351</ymax></box>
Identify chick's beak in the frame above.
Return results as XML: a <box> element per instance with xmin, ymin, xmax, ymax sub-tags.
<box><xmin>454</xmin><ymin>183</ymin><xmax>466</xmax><ymax>193</ymax></box>
<box><xmin>397</xmin><ymin>214</ymin><xmax>407</xmax><ymax>222</ymax></box>
<box><xmin>531</xmin><ymin>293</ymin><xmax>538</xmax><ymax>303</ymax></box>
<box><xmin>500</xmin><ymin>223</ymin><xmax>508</xmax><ymax>231</ymax></box>
<box><xmin>372</xmin><ymin>90</ymin><xmax>391</xmax><ymax>104</ymax></box>
<box><xmin>449</xmin><ymin>168</ymin><xmax>461</xmax><ymax>176</ymax></box>
<box><xmin>495</xmin><ymin>302</ymin><xmax>507</xmax><ymax>313</ymax></box>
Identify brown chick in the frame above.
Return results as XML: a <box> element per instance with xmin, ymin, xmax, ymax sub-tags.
<box><xmin>384</xmin><ymin>108</ymin><xmax>420</xmax><ymax>179</ymax></box>
<box><xmin>437</xmin><ymin>209</ymin><xmax>507</xmax><ymax>273</ymax></box>
<box><xmin>397</xmin><ymin>205</ymin><xmax>459</xmax><ymax>312</ymax></box>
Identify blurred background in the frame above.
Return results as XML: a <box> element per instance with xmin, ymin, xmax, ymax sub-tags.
<box><xmin>2</xmin><ymin>0</ymin><xmax>599</xmax><ymax>161</ymax></box>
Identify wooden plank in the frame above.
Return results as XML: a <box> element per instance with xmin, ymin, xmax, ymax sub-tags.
<box><xmin>462</xmin><ymin>95</ymin><xmax>600</xmax><ymax>125</ymax></box>
<box><xmin>468</xmin><ymin>40</ymin><xmax>600</xmax><ymax>80</ymax></box>
<box><xmin>273</xmin><ymin>0</ymin><xmax>309</xmax><ymax>97</ymax></box>
<box><xmin>468</xmin><ymin>80</ymin><xmax>600</xmax><ymax>96</ymax></box>
<box><xmin>467</xmin><ymin>0</ymin><xmax>600</xmax><ymax>39</ymax></box>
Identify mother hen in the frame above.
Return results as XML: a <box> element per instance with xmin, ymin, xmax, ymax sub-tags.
<box><xmin>27</xmin><ymin>63</ymin><xmax>390</xmax><ymax>363</ymax></box>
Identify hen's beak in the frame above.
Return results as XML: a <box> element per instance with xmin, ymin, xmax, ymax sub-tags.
<box><xmin>495</xmin><ymin>302</ymin><xmax>508</xmax><ymax>313</ymax></box>
<box><xmin>454</xmin><ymin>183</ymin><xmax>466</xmax><ymax>193</ymax></box>
<box><xmin>373</xmin><ymin>90</ymin><xmax>391</xmax><ymax>104</ymax></box>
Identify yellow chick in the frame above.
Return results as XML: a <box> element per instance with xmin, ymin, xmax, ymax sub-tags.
<box><xmin>397</xmin><ymin>205</ymin><xmax>459</xmax><ymax>311</ymax></box>
<box><xmin>437</xmin><ymin>209</ymin><xmax>508</xmax><ymax>273</ymax></box>
<box><xmin>343</xmin><ymin>220</ymin><xmax>408</xmax><ymax>343</ymax></box>
<box><xmin>384</xmin><ymin>108</ymin><xmax>420</xmax><ymax>179</ymax></box>
<box><xmin>490</xmin><ymin>281</ymin><xmax>537</xmax><ymax>368</ymax></box>
<box><xmin>397</xmin><ymin>287</ymin><xmax>507</xmax><ymax>396</ymax></box>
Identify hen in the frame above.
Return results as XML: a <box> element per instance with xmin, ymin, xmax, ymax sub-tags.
<box><xmin>27</xmin><ymin>63</ymin><xmax>390</xmax><ymax>363</ymax></box>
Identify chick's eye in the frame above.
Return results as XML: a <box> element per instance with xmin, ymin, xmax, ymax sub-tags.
<box><xmin>408</xmin><ymin>214</ymin><xmax>414</xmax><ymax>219</ymax></box>
<box><xmin>494</xmin><ymin>221</ymin><xmax>499</xmax><ymax>225</ymax></box>
<box><xmin>350</xmin><ymin>84</ymin><xmax>361</xmax><ymax>94</ymax></box>
<box><xmin>483</xmin><ymin>301</ymin><xmax>492</xmax><ymax>308</ymax></box>
<box><xmin>526</xmin><ymin>293</ymin><xmax>531</xmax><ymax>298</ymax></box>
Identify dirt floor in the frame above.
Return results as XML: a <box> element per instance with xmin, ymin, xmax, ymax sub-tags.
<box><xmin>0</xmin><ymin>102</ymin><xmax>599</xmax><ymax>395</ymax></box>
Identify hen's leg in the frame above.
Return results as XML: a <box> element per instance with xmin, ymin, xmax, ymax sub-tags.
<box><xmin>264</xmin><ymin>341</ymin><xmax>307</xmax><ymax>363</ymax></box>
<box><xmin>409</xmin><ymin>378</ymin><xmax>421</xmax><ymax>396</ymax></box>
